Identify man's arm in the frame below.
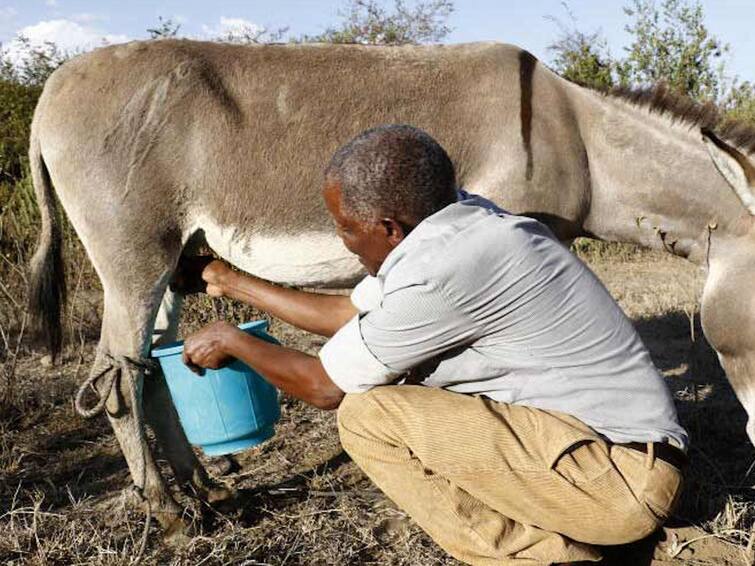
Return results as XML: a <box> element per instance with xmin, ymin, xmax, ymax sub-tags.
<box><xmin>221</xmin><ymin>270</ymin><xmax>356</xmax><ymax>337</ymax></box>
<box><xmin>174</xmin><ymin>257</ymin><xmax>358</xmax><ymax>337</ymax></box>
<box><xmin>183</xmin><ymin>321</ymin><xmax>345</xmax><ymax>410</ymax></box>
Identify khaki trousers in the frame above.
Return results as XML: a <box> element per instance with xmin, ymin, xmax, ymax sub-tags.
<box><xmin>337</xmin><ymin>385</ymin><xmax>683</xmax><ymax>566</ymax></box>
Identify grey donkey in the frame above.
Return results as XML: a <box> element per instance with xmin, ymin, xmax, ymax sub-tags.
<box><xmin>28</xmin><ymin>39</ymin><xmax>755</xmax><ymax>536</ymax></box>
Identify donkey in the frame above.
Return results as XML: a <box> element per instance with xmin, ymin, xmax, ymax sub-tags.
<box><xmin>28</xmin><ymin>39</ymin><xmax>755</xmax><ymax>535</ymax></box>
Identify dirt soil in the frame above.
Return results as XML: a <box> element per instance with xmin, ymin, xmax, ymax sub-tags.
<box><xmin>1</xmin><ymin>246</ymin><xmax>755</xmax><ymax>565</ymax></box>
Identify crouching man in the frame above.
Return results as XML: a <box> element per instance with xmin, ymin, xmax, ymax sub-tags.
<box><xmin>176</xmin><ymin>124</ymin><xmax>687</xmax><ymax>565</ymax></box>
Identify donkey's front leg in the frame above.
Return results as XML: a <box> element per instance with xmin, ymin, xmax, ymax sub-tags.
<box><xmin>700</xmin><ymin>242</ymin><xmax>755</xmax><ymax>446</ymax></box>
<box><xmin>87</xmin><ymin>283</ymin><xmax>194</xmax><ymax>542</ymax></box>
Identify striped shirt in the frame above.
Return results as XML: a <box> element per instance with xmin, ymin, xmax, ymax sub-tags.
<box><xmin>319</xmin><ymin>192</ymin><xmax>688</xmax><ymax>449</ymax></box>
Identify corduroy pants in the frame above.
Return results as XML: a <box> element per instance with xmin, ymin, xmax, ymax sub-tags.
<box><xmin>337</xmin><ymin>385</ymin><xmax>683</xmax><ymax>565</ymax></box>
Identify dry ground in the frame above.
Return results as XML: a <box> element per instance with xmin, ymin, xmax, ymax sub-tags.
<box><xmin>1</xmin><ymin>241</ymin><xmax>755</xmax><ymax>565</ymax></box>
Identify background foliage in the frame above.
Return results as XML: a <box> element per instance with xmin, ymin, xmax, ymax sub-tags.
<box><xmin>303</xmin><ymin>0</ymin><xmax>453</xmax><ymax>44</ymax></box>
<box><xmin>548</xmin><ymin>0</ymin><xmax>755</xmax><ymax>122</ymax></box>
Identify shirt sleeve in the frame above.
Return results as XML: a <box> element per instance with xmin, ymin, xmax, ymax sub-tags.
<box><xmin>319</xmin><ymin>315</ymin><xmax>399</xmax><ymax>393</ymax></box>
<box><xmin>350</xmin><ymin>275</ymin><xmax>382</xmax><ymax>313</ymax></box>
<box><xmin>319</xmin><ymin>279</ymin><xmax>477</xmax><ymax>392</ymax></box>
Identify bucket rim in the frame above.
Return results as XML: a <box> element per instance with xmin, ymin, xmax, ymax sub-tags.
<box><xmin>150</xmin><ymin>319</ymin><xmax>270</xmax><ymax>359</ymax></box>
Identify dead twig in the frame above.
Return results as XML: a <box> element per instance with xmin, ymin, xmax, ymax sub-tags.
<box><xmin>0</xmin><ymin>251</ymin><xmax>26</xmax><ymax>280</ymax></box>
<box><xmin>666</xmin><ymin>529</ymin><xmax>747</xmax><ymax>558</ymax></box>
<box><xmin>0</xmin><ymin>278</ymin><xmax>20</xmax><ymax>311</ymax></box>
<box><xmin>3</xmin><ymin>311</ymin><xmax>27</xmax><ymax>405</ymax></box>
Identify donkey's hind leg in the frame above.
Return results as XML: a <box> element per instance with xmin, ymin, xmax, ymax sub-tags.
<box><xmin>93</xmin><ymin>282</ymin><xmax>189</xmax><ymax>539</ymax></box>
<box><xmin>151</xmin><ymin>288</ymin><xmax>184</xmax><ymax>347</ymax></box>
<box><xmin>144</xmin><ymin>287</ymin><xmax>233</xmax><ymax>502</ymax></box>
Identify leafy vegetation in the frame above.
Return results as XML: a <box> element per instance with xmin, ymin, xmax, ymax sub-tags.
<box><xmin>0</xmin><ymin>37</ymin><xmax>69</xmax><ymax>185</ymax></box>
<box><xmin>619</xmin><ymin>0</ymin><xmax>727</xmax><ymax>101</ymax></box>
<box><xmin>546</xmin><ymin>5</ymin><xmax>615</xmax><ymax>91</ymax></box>
<box><xmin>303</xmin><ymin>0</ymin><xmax>453</xmax><ymax>44</ymax></box>
<box><xmin>548</xmin><ymin>0</ymin><xmax>755</xmax><ymax>124</ymax></box>
<box><xmin>0</xmin><ymin>80</ymin><xmax>40</xmax><ymax>184</ymax></box>
<box><xmin>722</xmin><ymin>80</ymin><xmax>755</xmax><ymax>124</ymax></box>
<box><xmin>0</xmin><ymin>35</ymin><xmax>69</xmax><ymax>88</ymax></box>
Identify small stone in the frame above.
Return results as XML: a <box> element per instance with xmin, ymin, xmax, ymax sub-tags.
<box><xmin>40</xmin><ymin>354</ymin><xmax>53</xmax><ymax>367</ymax></box>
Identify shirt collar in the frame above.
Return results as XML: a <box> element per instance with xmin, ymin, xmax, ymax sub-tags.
<box><xmin>374</xmin><ymin>189</ymin><xmax>507</xmax><ymax>281</ymax></box>
<box><xmin>375</xmin><ymin>193</ymin><xmax>465</xmax><ymax>280</ymax></box>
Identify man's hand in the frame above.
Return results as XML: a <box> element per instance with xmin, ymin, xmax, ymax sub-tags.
<box><xmin>170</xmin><ymin>256</ymin><xmax>233</xmax><ymax>297</ymax></box>
<box><xmin>183</xmin><ymin>321</ymin><xmax>239</xmax><ymax>374</ymax></box>
<box><xmin>182</xmin><ymin>321</ymin><xmax>345</xmax><ymax>410</ymax></box>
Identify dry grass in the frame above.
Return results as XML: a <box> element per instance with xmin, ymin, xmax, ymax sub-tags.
<box><xmin>1</xmin><ymin>237</ymin><xmax>754</xmax><ymax>565</ymax></box>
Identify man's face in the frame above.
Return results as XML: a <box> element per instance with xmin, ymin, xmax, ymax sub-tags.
<box><xmin>323</xmin><ymin>181</ymin><xmax>403</xmax><ymax>276</ymax></box>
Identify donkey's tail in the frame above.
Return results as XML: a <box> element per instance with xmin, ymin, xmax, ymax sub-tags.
<box><xmin>27</xmin><ymin>123</ymin><xmax>66</xmax><ymax>359</ymax></box>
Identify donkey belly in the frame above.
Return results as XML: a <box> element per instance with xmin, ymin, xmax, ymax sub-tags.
<box><xmin>192</xmin><ymin>214</ymin><xmax>365</xmax><ymax>288</ymax></box>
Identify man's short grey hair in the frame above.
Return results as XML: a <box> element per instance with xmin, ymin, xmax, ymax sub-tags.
<box><xmin>325</xmin><ymin>124</ymin><xmax>457</xmax><ymax>224</ymax></box>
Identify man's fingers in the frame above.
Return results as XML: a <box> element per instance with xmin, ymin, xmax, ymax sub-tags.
<box><xmin>183</xmin><ymin>348</ymin><xmax>205</xmax><ymax>376</ymax></box>
<box><xmin>206</xmin><ymin>283</ymin><xmax>224</xmax><ymax>298</ymax></box>
<box><xmin>181</xmin><ymin>319</ymin><xmax>234</xmax><ymax>375</ymax></box>
<box><xmin>186</xmin><ymin>360</ymin><xmax>205</xmax><ymax>376</ymax></box>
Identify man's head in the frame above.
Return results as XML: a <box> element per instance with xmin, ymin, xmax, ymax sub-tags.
<box><xmin>323</xmin><ymin>124</ymin><xmax>456</xmax><ymax>276</ymax></box>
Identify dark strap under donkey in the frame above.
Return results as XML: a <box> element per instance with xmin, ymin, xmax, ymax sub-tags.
<box><xmin>74</xmin><ymin>351</ymin><xmax>159</xmax><ymax>565</ymax></box>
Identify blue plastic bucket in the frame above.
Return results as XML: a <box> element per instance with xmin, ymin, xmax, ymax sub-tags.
<box><xmin>151</xmin><ymin>320</ymin><xmax>280</xmax><ymax>456</ymax></box>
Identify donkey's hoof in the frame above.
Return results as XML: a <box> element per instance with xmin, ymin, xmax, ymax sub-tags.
<box><xmin>164</xmin><ymin>529</ymin><xmax>192</xmax><ymax>548</ymax></box>
<box><xmin>162</xmin><ymin>516</ymin><xmax>193</xmax><ymax>547</ymax></box>
<box><xmin>190</xmin><ymin>468</ymin><xmax>237</xmax><ymax>503</ymax></box>
<box><xmin>204</xmin><ymin>455</ymin><xmax>241</xmax><ymax>477</ymax></box>
<box><xmin>207</xmin><ymin>484</ymin><xmax>236</xmax><ymax>504</ymax></box>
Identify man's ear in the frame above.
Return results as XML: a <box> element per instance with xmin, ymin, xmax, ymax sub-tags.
<box><xmin>380</xmin><ymin>218</ymin><xmax>407</xmax><ymax>246</ymax></box>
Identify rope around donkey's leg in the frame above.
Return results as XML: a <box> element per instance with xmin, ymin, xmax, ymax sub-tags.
<box><xmin>74</xmin><ymin>353</ymin><xmax>119</xmax><ymax>418</ymax></box>
<box><xmin>74</xmin><ymin>352</ymin><xmax>158</xmax><ymax>418</ymax></box>
<box><xmin>74</xmin><ymin>351</ymin><xmax>159</xmax><ymax>565</ymax></box>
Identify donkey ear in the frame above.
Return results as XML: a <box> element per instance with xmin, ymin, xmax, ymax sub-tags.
<box><xmin>702</xmin><ymin>128</ymin><xmax>755</xmax><ymax>215</ymax></box>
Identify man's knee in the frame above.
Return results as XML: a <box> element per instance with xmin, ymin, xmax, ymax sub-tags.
<box><xmin>337</xmin><ymin>386</ymin><xmax>410</xmax><ymax>450</ymax></box>
<box><xmin>337</xmin><ymin>391</ymin><xmax>382</xmax><ymax>463</ymax></box>
<box><xmin>336</xmin><ymin>392</ymin><xmax>365</xmax><ymax>432</ymax></box>
<box><xmin>337</xmin><ymin>390</ymin><xmax>382</xmax><ymax>438</ymax></box>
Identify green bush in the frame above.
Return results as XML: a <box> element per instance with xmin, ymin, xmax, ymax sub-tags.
<box><xmin>0</xmin><ymin>36</ymin><xmax>68</xmax><ymax>185</ymax></box>
<box><xmin>0</xmin><ymin>175</ymin><xmax>39</xmax><ymax>265</ymax></box>
<box><xmin>0</xmin><ymin>80</ymin><xmax>41</xmax><ymax>185</ymax></box>
<box><xmin>723</xmin><ymin>81</ymin><xmax>755</xmax><ymax>126</ymax></box>
<box><xmin>302</xmin><ymin>0</ymin><xmax>453</xmax><ymax>44</ymax></box>
<box><xmin>548</xmin><ymin>0</ymin><xmax>752</xmax><ymax>117</ymax></box>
